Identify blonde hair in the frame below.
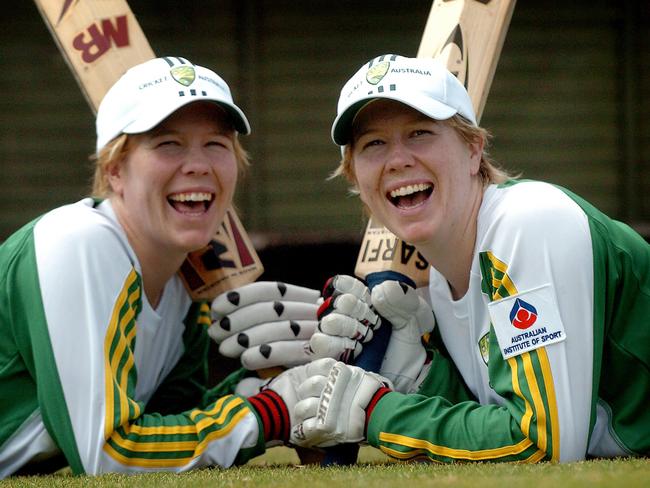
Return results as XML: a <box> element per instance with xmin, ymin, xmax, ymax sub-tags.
<box><xmin>331</xmin><ymin>114</ymin><xmax>512</xmax><ymax>191</ymax></box>
<box><xmin>90</xmin><ymin>132</ymin><xmax>250</xmax><ymax>198</ymax></box>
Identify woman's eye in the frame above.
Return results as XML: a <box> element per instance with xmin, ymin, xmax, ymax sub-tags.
<box><xmin>207</xmin><ymin>136</ymin><xmax>234</xmax><ymax>150</ymax></box>
<box><xmin>207</xmin><ymin>140</ymin><xmax>227</xmax><ymax>148</ymax></box>
<box><xmin>362</xmin><ymin>139</ymin><xmax>384</xmax><ymax>150</ymax></box>
<box><xmin>156</xmin><ymin>139</ymin><xmax>179</xmax><ymax>147</ymax></box>
<box><xmin>412</xmin><ymin>129</ymin><xmax>430</xmax><ymax>137</ymax></box>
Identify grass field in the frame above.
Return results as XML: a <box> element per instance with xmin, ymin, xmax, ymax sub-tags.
<box><xmin>3</xmin><ymin>447</ymin><xmax>649</xmax><ymax>488</ymax></box>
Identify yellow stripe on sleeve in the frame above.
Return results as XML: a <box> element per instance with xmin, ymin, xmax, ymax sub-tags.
<box><xmin>193</xmin><ymin>405</ymin><xmax>251</xmax><ymax>456</ymax></box>
<box><xmin>112</xmin><ymin>291</ymin><xmax>141</xmax><ymax>427</ymax></box>
<box><xmin>103</xmin><ymin>269</ymin><xmax>140</xmax><ymax>440</ymax></box>
<box><xmin>508</xmin><ymin>349</ymin><xmax>559</xmax><ymax>462</ymax></box>
<box><xmin>122</xmin><ymin>396</ymin><xmax>240</xmax><ymax>438</ymax></box>
<box><xmin>378</xmin><ymin>432</ymin><xmax>533</xmax><ymax>461</ymax></box>
<box><xmin>115</xmin><ymin>307</ymin><xmax>139</xmax><ymax>423</ymax></box>
<box><xmin>486</xmin><ymin>251</ymin><xmax>518</xmax><ymax>299</ymax></box>
<box><xmin>508</xmin><ymin>356</ymin><xmax>533</xmax><ymax>436</ymax></box>
<box><xmin>110</xmin><ymin>435</ymin><xmax>198</xmax><ymax>453</ymax></box>
<box><xmin>537</xmin><ymin>348</ymin><xmax>560</xmax><ymax>461</ymax></box>
<box><xmin>524</xmin><ymin>449</ymin><xmax>548</xmax><ymax>463</ymax></box>
<box><xmin>379</xmin><ymin>445</ymin><xmax>439</xmax><ymax>462</ymax></box>
<box><xmin>190</xmin><ymin>395</ymin><xmax>230</xmax><ymax>421</ymax></box>
<box><xmin>197</xmin><ymin>301</ymin><xmax>212</xmax><ymax>327</ymax></box>
<box><xmin>195</xmin><ymin>397</ymin><xmax>245</xmax><ymax>432</ymax></box>
<box><xmin>103</xmin><ymin>443</ymin><xmax>194</xmax><ymax>468</ymax></box>
<box><xmin>522</xmin><ymin>352</ymin><xmax>548</xmax><ymax>452</ymax></box>
<box><xmin>105</xmin><ymin>401</ymin><xmax>252</xmax><ymax>467</ymax></box>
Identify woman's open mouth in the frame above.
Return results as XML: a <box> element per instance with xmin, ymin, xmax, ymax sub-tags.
<box><xmin>387</xmin><ymin>183</ymin><xmax>433</xmax><ymax>209</ymax></box>
<box><xmin>167</xmin><ymin>192</ymin><xmax>214</xmax><ymax>214</ymax></box>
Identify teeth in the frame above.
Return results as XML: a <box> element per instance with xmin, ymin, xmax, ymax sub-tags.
<box><xmin>390</xmin><ymin>183</ymin><xmax>431</xmax><ymax>198</ymax></box>
<box><xmin>169</xmin><ymin>192</ymin><xmax>213</xmax><ymax>202</ymax></box>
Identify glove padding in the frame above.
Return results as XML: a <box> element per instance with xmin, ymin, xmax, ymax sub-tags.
<box><xmin>291</xmin><ymin>361</ymin><xmax>392</xmax><ymax>448</ymax></box>
<box><xmin>372</xmin><ymin>280</ymin><xmax>436</xmax><ymax>393</ymax></box>
<box><xmin>259</xmin><ymin>358</ymin><xmax>338</xmax><ymax>445</ymax></box>
<box><xmin>209</xmin><ymin>281</ymin><xmax>321</xmax><ymax>370</ymax></box>
<box><xmin>310</xmin><ymin>275</ymin><xmax>381</xmax><ymax>363</ymax></box>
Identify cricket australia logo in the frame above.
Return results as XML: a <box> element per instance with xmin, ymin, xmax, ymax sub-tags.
<box><xmin>366</xmin><ymin>60</ymin><xmax>390</xmax><ymax>85</ymax></box>
<box><xmin>509</xmin><ymin>298</ymin><xmax>538</xmax><ymax>330</ymax></box>
<box><xmin>171</xmin><ymin>65</ymin><xmax>196</xmax><ymax>86</ymax></box>
<box><xmin>478</xmin><ymin>332</ymin><xmax>490</xmax><ymax>365</ymax></box>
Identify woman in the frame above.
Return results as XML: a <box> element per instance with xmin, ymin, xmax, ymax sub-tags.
<box><xmin>288</xmin><ymin>54</ymin><xmax>650</xmax><ymax>462</ymax></box>
<box><xmin>0</xmin><ymin>56</ymin><xmax>307</xmax><ymax>476</ymax></box>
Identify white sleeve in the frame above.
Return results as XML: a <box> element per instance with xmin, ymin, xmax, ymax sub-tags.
<box><xmin>482</xmin><ymin>183</ymin><xmax>594</xmax><ymax>462</ymax></box>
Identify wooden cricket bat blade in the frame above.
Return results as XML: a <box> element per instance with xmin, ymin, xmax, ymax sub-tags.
<box><xmin>179</xmin><ymin>209</ymin><xmax>264</xmax><ymax>300</ymax></box>
<box><xmin>418</xmin><ymin>0</ymin><xmax>516</xmax><ymax>122</ymax></box>
<box><xmin>354</xmin><ymin>217</ymin><xmax>430</xmax><ymax>289</ymax></box>
<box><xmin>33</xmin><ymin>0</ymin><xmax>155</xmax><ymax>112</ymax></box>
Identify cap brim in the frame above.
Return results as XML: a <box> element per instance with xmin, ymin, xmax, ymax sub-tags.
<box><xmin>332</xmin><ymin>93</ymin><xmax>457</xmax><ymax>145</ymax></box>
<box><xmin>123</xmin><ymin>96</ymin><xmax>250</xmax><ymax>137</ymax></box>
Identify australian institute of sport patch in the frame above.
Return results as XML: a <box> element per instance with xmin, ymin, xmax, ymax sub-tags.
<box><xmin>487</xmin><ymin>284</ymin><xmax>567</xmax><ymax>360</ymax></box>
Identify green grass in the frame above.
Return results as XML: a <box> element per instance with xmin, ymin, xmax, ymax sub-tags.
<box><xmin>3</xmin><ymin>447</ymin><xmax>649</xmax><ymax>488</ymax></box>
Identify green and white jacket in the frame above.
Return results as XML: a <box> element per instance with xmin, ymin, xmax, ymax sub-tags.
<box><xmin>0</xmin><ymin>199</ymin><xmax>264</xmax><ymax>477</ymax></box>
<box><xmin>367</xmin><ymin>181</ymin><xmax>650</xmax><ymax>463</ymax></box>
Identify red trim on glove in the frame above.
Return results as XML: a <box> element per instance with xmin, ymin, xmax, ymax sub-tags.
<box><xmin>248</xmin><ymin>390</ymin><xmax>290</xmax><ymax>442</ymax></box>
<box><xmin>317</xmin><ymin>296</ymin><xmax>334</xmax><ymax>320</ymax></box>
<box><xmin>364</xmin><ymin>387</ymin><xmax>391</xmax><ymax>436</ymax></box>
<box><xmin>321</xmin><ymin>276</ymin><xmax>335</xmax><ymax>297</ymax></box>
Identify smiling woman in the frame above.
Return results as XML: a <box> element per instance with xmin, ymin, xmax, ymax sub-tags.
<box><xmin>258</xmin><ymin>54</ymin><xmax>650</xmax><ymax>464</ymax></box>
<box><xmin>0</xmin><ymin>56</ymin><xmax>311</xmax><ymax>477</ymax></box>
<box><xmin>103</xmin><ymin>101</ymin><xmax>241</xmax><ymax>307</ymax></box>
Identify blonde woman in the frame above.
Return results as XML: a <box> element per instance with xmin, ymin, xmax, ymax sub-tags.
<box><xmin>0</xmin><ymin>56</ymin><xmax>316</xmax><ymax>476</ymax></box>
<box><xmin>291</xmin><ymin>54</ymin><xmax>650</xmax><ymax>463</ymax></box>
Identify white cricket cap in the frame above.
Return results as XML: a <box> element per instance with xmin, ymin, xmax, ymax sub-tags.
<box><xmin>331</xmin><ymin>54</ymin><xmax>477</xmax><ymax>145</ymax></box>
<box><xmin>96</xmin><ymin>56</ymin><xmax>250</xmax><ymax>153</ymax></box>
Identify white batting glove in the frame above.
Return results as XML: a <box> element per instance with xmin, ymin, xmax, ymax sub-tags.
<box><xmin>248</xmin><ymin>358</ymin><xmax>337</xmax><ymax>445</ymax></box>
<box><xmin>209</xmin><ymin>282</ymin><xmax>321</xmax><ymax>370</ymax></box>
<box><xmin>371</xmin><ymin>281</ymin><xmax>436</xmax><ymax>393</ymax></box>
<box><xmin>309</xmin><ymin>275</ymin><xmax>381</xmax><ymax>363</ymax></box>
<box><xmin>291</xmin><ymin>361</ymin><xmax>392</xmax><ymax>448</ymax></box>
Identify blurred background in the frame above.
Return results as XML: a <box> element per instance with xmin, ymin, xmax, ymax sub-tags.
<box><xmin>1</xmin><ymin>0</ymin><xmax>649</xmax><ymax>290</ymax></box>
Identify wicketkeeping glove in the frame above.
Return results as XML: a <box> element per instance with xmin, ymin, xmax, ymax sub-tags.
<box><xmin>372</xmin><ymin>280</ymin><xmax>436</xmax><ymax>393</ymax></box>
<box><xmin>309</xmin><ymin>275</ymin><xmax>381</xmax><ymax>363</ymax></box>
<box><xmin>209</xmin><ymin>282</ymin><xmax>321</xmax><ymax>370</ymax></box>
<box><xmin>291</xmin><ymin>361</ymin><xmax>392</xmax><ymax>448</ymax></box>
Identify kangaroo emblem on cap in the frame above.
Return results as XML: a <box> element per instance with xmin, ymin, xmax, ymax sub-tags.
<box><xmin>366</xmin><ymin>61</ymin><xmax>390</xmax><ymax>85</ymax></box>
<box><xmin>170</xmin><ymin>65</ymin><xmax>196</xmax><ymax>87</ymax></box>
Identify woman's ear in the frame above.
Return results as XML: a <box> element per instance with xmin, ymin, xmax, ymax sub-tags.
<box><xmin>106</xmin><ymin>159</ymin><xmax>125</xmax><ymax>196</ymax></box>
<box><xmin>468</xmin><ymin>135</ymin><xmax>485</xmax><ymax>176</ymax></box>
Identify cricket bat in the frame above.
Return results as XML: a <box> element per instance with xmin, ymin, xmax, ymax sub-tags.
<box><xmin>324</xmin><ymin>0</ymin><xmax>517</xmax><ymax>466</ymax></box>
<box><xmin>33</xmin><ymin>0</ymin><xmax>263</xmax><ymax>301</ymax></box>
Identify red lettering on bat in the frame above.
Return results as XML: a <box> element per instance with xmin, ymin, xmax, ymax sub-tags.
<box><xmin>72</xmin><ymin>15</ymin><xmax>130</xmax><ymax>63</ymax></box>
